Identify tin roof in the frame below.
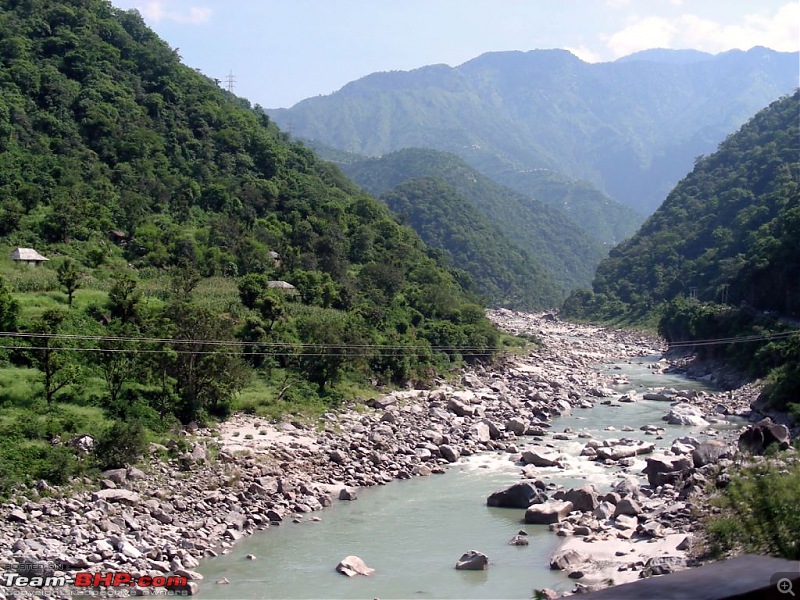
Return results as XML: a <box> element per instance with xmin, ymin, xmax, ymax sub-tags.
<box><xmin>9</xmin><ymin>247</ymin><xmax>49</xmax><ymax>261</ymax></box>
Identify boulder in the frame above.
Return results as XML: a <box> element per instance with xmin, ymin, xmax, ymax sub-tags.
<box><xmin>524</xmin><ymin>500</ymin><xmax>573</xmax><ymax>525</ymax></box>
<box><xmin>593</xmin><ymin>501</ymin><xmax>615</xmax><ymax>520</ymax></box>
<box><xmin>663</xmin><ymin>404</ymin><xmax>709</xmax><ymax>427</ymax></box>
<box><xmin>613</xmin><ymin>497</ymin><xmax>642</xmax><ymax>517</ymax></box>
<box><xmin>470</xmin><ymin>422</ymin><xmax>491</xmax><ymax>443</ymax></box>
<box><xmin>455</xmin><ymin>550</ymin><xmax>488</xmax><ymax>570</ymax></box>
<box><xmin>508</xmin><ymin>534</ymin><xmax>529</xmax><ymax>546</ymax></box>
<box><xmin>738</xmin><ymin>418</ymin><xmax>791</xmax><ymax>454</ymax></box>
<box><xmin>481</xmin><ymin>419</ymin><xmax>502</xmax><ymax>440</ymax></box>
<box><xmin>691</xmin><ymin>441</ymin><xmax>727</xmax><ymax>467</ymax></box>
<box><xmin>550</xmin><ymin>549</ymin><xmax>589</xmax><ymax>571</ymax></box>
<box><xmin>338</xmin><ymin>488</ymin><xmax>358</xmax><ymax>501</ymax></box>
<box><xmin>487</xmin><ymin>482</ymin><xmax>547</xmax><ymax>509</ymax></box>
<box><xmin>92</xmin><ymin>489</ymin><xmax>140</xmax><ymax>505</ymax></box>
<box><xmin>439</xmin><ymin>444</ymin><xmax>460</xmax><ymax>463</ymax></box>
<box><xmin>447</xmin><ymin>397</ymin><xmax>476</xmax><ymax>417</ymax></box>
<box><xmin>102</xmin><ymin>469</ymin><xmax>128</xmax><ymax>484</ymax></box>
<box><xmin>640</xmin><ymin>556</ymin><xmax>687</xmax><ymax>578</ymax></box>
<box><xmin>6</xmin><ymin>509</ymin><xmax>27</xmax><ymax>523</ymax></box>
<box><xmin>505</xmin><ymin>418</ymin><xmax>528</xmax><ymax>436</ymax></box>
<box><xmin>521</xmin><ymin>448</ymin><xmax>564</xmax><ymax>468</ymax></box>
<box><xmin>335</xmin><ymin>555</ymin><xmax>375</xmax><ymax>577</ymax></box>
<box><xmin>554</xmin><ymin>485</ymin><xmax>598</xmax><ymax>512</ymax></box>
<box><xmin>643</xmin><ymin>455</ymin><xmax>693</xmax><ymax>488</ymax></box>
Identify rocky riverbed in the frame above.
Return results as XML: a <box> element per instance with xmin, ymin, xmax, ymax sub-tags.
<box><xmin>0</xmin><ymin>311</ymin><xmax>790</xmax><ymax>598</ymax></box>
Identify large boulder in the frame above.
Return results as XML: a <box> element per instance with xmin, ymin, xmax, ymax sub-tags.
<box><xmin>738</xmin><ymin>418</ymin><xmax>791</xmax><ymax>454</ymax></box>
<box><xmin>487</xmin><ymin>482</ymin><xmax>547</xmax><ymax>509</ymax></box>
<box><xmin>550</xmin><ymin>549</ymin><xmax>589</xmax><ymax>571</ymax></box>
<box><xmin>663</xmin><ymin>404</ymin><xmax>709</xmax><ymax>427</ymax></box>
<box><xmin>554</xmin><ymin>485</ymin><xmax>598</xmax><ymax>512</ymax></box>
<box><xmin>524</xmin><ymin>500</ymin><xmax>573</xmax><ymax>525</ymax></box>
<box><xmin>691</xmin><ymin>441</ymin><xmax>727</xmax><ymax>467</ymax></box>
<box><xmin>643</xmin><ymin>454</ymin><xmax>694</xmax><ymax>488</ymax></box>
<box><xmin>470</xmin><ymin>422</ymin><xmax>491</xmax><ymax>443</ymax></box>
<box><xmin>505</xmin><ymin>418</ymin><xmax>528</xmax><ymax>436</ymax></box>
<box><xmin>439</xmin><ymin>444</ymin><xmax>460</xmax><ymax>463</ymax></box>
<box><xmin>521</xmin><ymin>448</ymin><xmax>564</xmax><ymax>468</ymax></box>
<box><xmin>447</xmin><ymin>396</ymin><xmax>476</xmax><ymax>417</ymax></box>
<box><xmin>336</xmin><ymin>556</ymin><xmax>375</xmax><ymax>577</ymax></box>
<box><xmin>92</xmin><ymin>489</ymin><xmax>141</xmax><ymax>506</ymax></box>
<box><xmin>455</xmin><ymin>550</ymin><xmax>488</xmax><ymax>571</ymax></box>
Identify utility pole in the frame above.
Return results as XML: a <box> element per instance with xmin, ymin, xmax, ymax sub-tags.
<box><xmin>225</xmin><ymin>70</ymin><xmax>236</xmax><ymax>94</ymax></box>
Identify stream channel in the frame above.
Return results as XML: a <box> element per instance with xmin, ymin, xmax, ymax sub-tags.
<box><xmin>198</xmin><ymin>356</ymin><xmax>728</xmax><ymax>599</ymax></box>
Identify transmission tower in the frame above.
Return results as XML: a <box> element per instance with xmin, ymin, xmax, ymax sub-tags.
<box><xmin>225</xmin><ymin>70</ymin><xmax>236</xmax><ymax>94</ymax></box>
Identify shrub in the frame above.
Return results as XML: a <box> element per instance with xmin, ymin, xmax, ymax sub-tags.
<box><xmin>94</xmin><ymin>420</ymin><xmax>148</xmax><ymax>470</ymax></box>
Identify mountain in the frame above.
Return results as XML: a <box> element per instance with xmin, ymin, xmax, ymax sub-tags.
<box><xmin>0</xmin><ymin>0</ymin><xmax>502</xmax><ymax>424</ymax></box>
<box><xmin>339</xmin><ymin>148</ymin><xmax>606</xmax><ymax>291</ymax></box>
<box><xmin>269</xmin><ymin>47</ymin><xmax>798</xmax><ymax>216</ymax></box>
<box><xmin>379</xmin><ymin>178</ymin><xmax>563</xmax><ymax>309</ymax></box>
<box><xmin>615</xmin><ymin>49</ymin><xmax>715</xmax><ymax>64</ymax></box>
<box><xmin>565</xmin><ymin>91</ymin><xmax>799</xmax><ymax>319</ymax></box>
<box><xmin>562</xmin><ymin>91</ymin><xmax>799</xmax><ymax>409</ymax></box>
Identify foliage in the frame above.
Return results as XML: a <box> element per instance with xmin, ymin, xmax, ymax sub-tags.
<box><xmin>94</xmin><ymin>419</ymin><xmax>148</xmax><ymax>470</ymax></box>
<box><xmin>0</xmin><ymin>274</ymin><xmax>19</xmax><ymax>330</ymax></box>
<box><xmin>707</xmin><ymin>457</ymin><xmax>800</xmax><ymax>560</ymax></box>
<box><xmin>380</xmin><ymin>177</ymin><xmax>561</xmax><ymax>309</ymax></box>
<box><xmin>341</xmin><ymin>147</ymin><xmax>605</xmax><ymax>293</ymax></box>
<box><xmin>56</xmin><ymin>258</ymin><xmax>82</xmax><ymax>306</ymax></box>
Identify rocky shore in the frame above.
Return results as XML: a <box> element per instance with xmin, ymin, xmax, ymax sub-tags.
<box><xmin>0</xmin><ymin>310</ymin><xmax>789</xmax><ymax>598</ymax></box>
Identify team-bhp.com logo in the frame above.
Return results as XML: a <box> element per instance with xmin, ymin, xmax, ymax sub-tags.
<box><xmin>1</xmin><ymin>562</ymin><xmax>188</xmax><ymax>596</ymax></box>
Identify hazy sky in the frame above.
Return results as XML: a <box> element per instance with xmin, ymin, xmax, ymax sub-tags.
<box><xmin>110</xmin><ymin>0</ymin><xmax>799</xmax><ymax>109</ymax></box>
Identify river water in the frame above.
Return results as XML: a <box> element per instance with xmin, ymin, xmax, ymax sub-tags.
<box><xmin>198</xmin><ymin>357</ymin><xmax>725</xmax><ymax>599</ymax></box>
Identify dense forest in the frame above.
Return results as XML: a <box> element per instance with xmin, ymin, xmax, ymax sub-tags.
<box><xmin>269</xmin><ymin>47</ymin><xmax>799</xmax><ymax>215</ymax></box>
<box><xmin>0</xmin><ymin>0</ymin><xmax>504</xmax><ymax>492</ymax></box>
<box><xmin>563</xmin><ymin>91</ymin><xmax>800</xmax><ymax>414</ymax></box>
<box><xmin>379</xmin><ymin>177</ymin><xmax>562</xmax><ymax>309</ymax></box>
<box><xmin>340</xmin><ymin>147</ymin><xmax>606</xmax><ymax>291</ymax></box>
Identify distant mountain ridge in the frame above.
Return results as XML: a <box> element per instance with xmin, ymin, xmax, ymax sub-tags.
<box><xmin>339</xmin><ymin>148</ymin><xmax>607</xmax><ymax>292</ymax></box>
<box><xmin>270</xmin><ymin>47</ymin><xmax>798</xmax><ymax>215</ymax></box>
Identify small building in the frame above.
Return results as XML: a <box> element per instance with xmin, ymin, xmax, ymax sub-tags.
<box><xmin>10</xmin><ymin>247</ymin><xmax>49</xmax><ymax>267</ymax></box>
<box><xmin>267</xmin><ymin>280</ymin><xmax>296</xmax><ymax>291</ymax></box>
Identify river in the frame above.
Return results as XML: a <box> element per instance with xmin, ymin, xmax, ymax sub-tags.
<box><xmin>197</xmin><ymin>356</ymin><xmax>730</xmax><ymax>599</ymax></box>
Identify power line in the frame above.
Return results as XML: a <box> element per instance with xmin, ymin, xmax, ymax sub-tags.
<box><xmin>666</xmin><ymin>329</ymin><xmax>799</xmax><ymax>348</ymax></box>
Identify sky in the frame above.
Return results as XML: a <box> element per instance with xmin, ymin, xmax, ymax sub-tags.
<box><xmin>110</xmin><ymin>0</ymin><xmax>800</xmax><ymax>109</ymax></box>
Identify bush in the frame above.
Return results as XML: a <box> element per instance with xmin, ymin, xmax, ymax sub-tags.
<box><xmin>706</xmin><ymin>458</ymin><xmax>800</xmax><ymax>560</ymax></box>
<box><xmin>94</xmin><ymin>420</ymin><xmax>148</xmax><ymax>470</ymax></box>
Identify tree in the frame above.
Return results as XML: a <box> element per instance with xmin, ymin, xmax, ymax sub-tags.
<box><xmin>30</xmin><ymin>310</ymin><xmax>78</xmax><ymax>405</ymax></box>
<box><xmin>0</xmin><ymin>276</ymin><xmax>19</xmax><ymax>331</ymax></box>
<box><xmin>106</xmin><ymin>270</ymin><xmax>141</xmax><ymax>324</ymax></box>
<box><xmin>57</xmin><ymin>259</ymin><xmax>82</xmax><ymax>307</ymax></box>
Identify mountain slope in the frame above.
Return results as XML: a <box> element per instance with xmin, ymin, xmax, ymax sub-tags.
<box><xmin>340</xmin><ymin>148</ymin><xmax>606</xmax><ymax>291</ymax></box>
<box><xmin>380</xmin><ymin>178</ymin><xmax>562</xmax><ymax>309</ymax></box>
<box><xmin>269</xmin><ymin>47</ymin><xmax>799</xmax><ymax>215</ymax></box>
<box><xmin>0</xmin><ymin>0</ymin><xmax>501</xmax><ymax>412</ymax></box>
<box><xmin>565</xmin><ymin>91</ymin><xmax>799</xmax><ymax>319</ymax></box>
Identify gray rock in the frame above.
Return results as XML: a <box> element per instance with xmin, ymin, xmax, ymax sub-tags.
<box><xmin>643</xmin><ymin>455</ymin><xmax>693</xmax><ymax>488</ymax></box>
<box><xmin>613</xmin><ymin>498</ymin><xmax>642</xmax><ymax>517</ymax></box>
<box><xmin>506</xmin><ymin>418</ymin><xmax>528</xmax><ymax>436</ymax></box>
<box><xmin>550</xmin><ymin>549</ymin><xmax>589</xmax><ymax>571</ymax></box>
<box><xmin>524</xmin><ymin>500</ymin><xmax>573</xmax><ymax>525</ymax></box>
<box><xmin>555</xmin><ymin>485</ymin><xmax>598</xmax><ymax>512</ymax></box>
<box><xmin>103</xmin><ymin>469</ymin><xmax>128</xmax><ymax>484</ymax></box>
<box><xmin>521</xmin><ymin>448</ymin><xmax>564</xmax><ymax>468</ymax></box>
<box><xmin>439</xmin><ymin>444</ymin><xmax>460</xmax><ymax>463</ymax></box>
<box><xmin>593</xmin><ymin>501</ymin><xmax>615</xmax><ymax>520</ymax></box>
<box><xmin>663</xmin><ymin>404</ymin><xmax>709</xmax><ymax>427</ymax></box>
<box><xmin>339</xmin><ymin>488</ymin><xmax>358</xmax><ymax>501</ymax></box>
<box><xmin>455</xmin><ymin>550</ymin><xmax>489</xmax><ymax>570</ymax></box>
<box><xmin>508</xmin><ymin>534</ymin><xmax>529</xmax><ymax>546</ymax></box>
<box><xmin>691</xmin><ymin>441</ymin><xmax>727</xmax><ymax>467</ymax></box>
<box><xmin>471</xmin><ymin>422</ymin><xmax>491</xmax><ymax>443</ymax></box>
<box><xmin>487</xmin><ymin>482</ymin><xmax>547</xmax><ymax>509</ymax></box>
<box><xmin>92</xmin><ymin>489</ymin><xmax>141</xmax><ymax>505</ymax></box>
<box><xmin>7</xmin><ymin>509</ymin><xmax>27</xmax><ymax>523</ymax></box>
<box><xmin>738</xmin><ymin>418</ymin><xmax>791</xmax><ymax>455</ymax></box>
<box><xmin>336</xmin><ymin>555</ymin><xmax>375</xmax><ymax>577</ymax></box>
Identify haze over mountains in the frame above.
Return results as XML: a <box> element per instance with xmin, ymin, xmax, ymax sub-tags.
<box><xmin>269</xmin><ymin>47</ymin><xmax>798</xmax><ymax>217</ymax></box>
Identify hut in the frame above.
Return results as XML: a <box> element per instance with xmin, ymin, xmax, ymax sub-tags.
<box><xmin>10</xmin><ymin>247</ymin><xmax>49</xmax><ymax>267</ymax></box>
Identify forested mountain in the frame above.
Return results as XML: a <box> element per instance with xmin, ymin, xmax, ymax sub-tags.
<box><xmin>379</xmin><ymin>178</ymin><xmax>562</xmax><ymax>309</ymax></box>
<box><xmin>563</xmin><ymin>91</ymin><xmax>799</xmax><ymax>411</ymax></box>
<box><xmin>0</xmin><ymin>0</ymin><xmax>501</xmax><ymax>462</ymax></box>
<box><xmin>269</xmin><ymin>47</ymin><xmax>798</xmax><ymax>215</ymax></box>
<box><xmin>340</xmin><ymin>148</ymin><xmax>606</xmax><ymax>290</ymax></box>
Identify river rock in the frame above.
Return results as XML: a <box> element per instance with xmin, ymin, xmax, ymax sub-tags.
<box><xmin>508</xmin><ymin>534</ymin><xmax>529</xmax><ymax>546</ymax></box>
<box><xmin>640</xmin><ymin>556</ymin><xmax>687</xmax><ymax>578</ymax></box>
<box><xmin>92</xmin><ymin>489</ymin><xmax>141</xmax><ymax>505</ymax></box>
<box><xmin>455</xmin><ymin>550</ymin><xmax>489</xmax><ymax>570</ymax></box>
<box><xmin>338</xmin><ymin>488</ymin><xmax>358</xmax><ymax>501</ymax></box>
<box><xmin>447</xmin><ymin>397</ymin><xmax>476</xmax><ymax>417</ymax></box>
<box><xmin>470</xmin><ymin>422</ymin><xmax>491</xmax><ymax>443</ymax></box>
<box><xmin>439</xmin><ymin>444</ymin><xmax>460</xmax><ymax>463</ymax></box>
<box><xmin>554</xmin><ymin>485</ymin><xmax>598</xmax><ymax>512</ymax></box>
<box><xmin>691</xmin><ymin>441</ymin><xmax>727</xmax><ymax>467</ymax></box>
<box><xmin>487</xmin><ymin>482</ymin><xmax>547</xmax><ymax>509</ymax></box>
<box><xmin>524</xmin><ymin>500</ymin><xmax>573</xmax><ymax>525</ymax></box>
<box><xmin>663</xmin><ymin>404</ymin><xmax>709</xmax><ymax>427</ymax></box>
<box><xmin>335</xmin><ymin>555</ymin><xmax>375</xmax><ymax>577</ymax></box>
<box><xmin>643</xmin><ymin>455</ymin><xmax>694</xmax><ymax>488</ymax></box>
<box><xmin>506</xmin><ymin>418</ymin><xmax>528</xmax><ymax>436</ymax></box>
<box><xmin>738</xmin><ymin>418</ymin><xmax>790</xmax><ymax>454</ymax></box>
<box><xmin>593</xmin><ymin>501</ymin><xmax>616</xmax><ymax>520</ymax></box>
<box><xmin>613</xmin><ymin>497</ymin><xmax>642</xmax><ymax>517</ymax></box>
<box><xmin>521</xmin><ymin>448</ymin><xmax>564</xmax><ymax>468</ymax></box>
<box><xmin>550</xmin><ymin>549</ymin><xmax>589</xmax><ymax>571</ymax></box>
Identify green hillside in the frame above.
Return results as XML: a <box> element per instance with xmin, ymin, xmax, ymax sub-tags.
<box><xmin>0</xmin><ymin>0</ymin><xmax>504</xmax><ymax>491</ymax></box>
<box><xmin>380</xmin><ymin>177</ymin><xmax>562</xmax><ymax>309</ymax></box>
<box><xmin>341</xmin><ymin>148</ymin><xmax>606</xmax><ymax>291</ymax></box>
<box><xmin>563</xmin><ymin>91</ymin><xmax>800</xmax><ymax>414</ymax></box>
<box><xmin>269</xmin><ymin>48</ymin><xmax>799</xmax><ymax>216</ymax></box>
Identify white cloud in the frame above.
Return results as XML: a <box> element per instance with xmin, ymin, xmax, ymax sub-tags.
<box><xmin>605</xmin><ymin>0</ymin><xmax>633</xmax><ymax>8</ymax></box>
<box><xmin>565</xmin><ymin>45</ymin><xmax>604</xmax><ymax>63</ymax></box>
<box><xmin>604</xmin><ymin>2</ymin><xmax>800</xmax><ymax>58</ymax></box>
<box><xmin>131</xmin><ymin>1</ymin><xmax>212</xmax><ymax>25</ymax></box>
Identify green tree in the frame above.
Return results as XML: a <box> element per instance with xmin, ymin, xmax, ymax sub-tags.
<box><xmin>57</xmin><ymin>259</ymin><xmax>82</xmax><ymax>307</ymax></box>
<box><xmin>30</xmin><ymin>310</ymin><xmax>78</xmax><ymax>405</ymax></box>
<box><xmin>0</xmin><ymin>276</ymin><xmax>19</xmax><ymax>331</ymax></box>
